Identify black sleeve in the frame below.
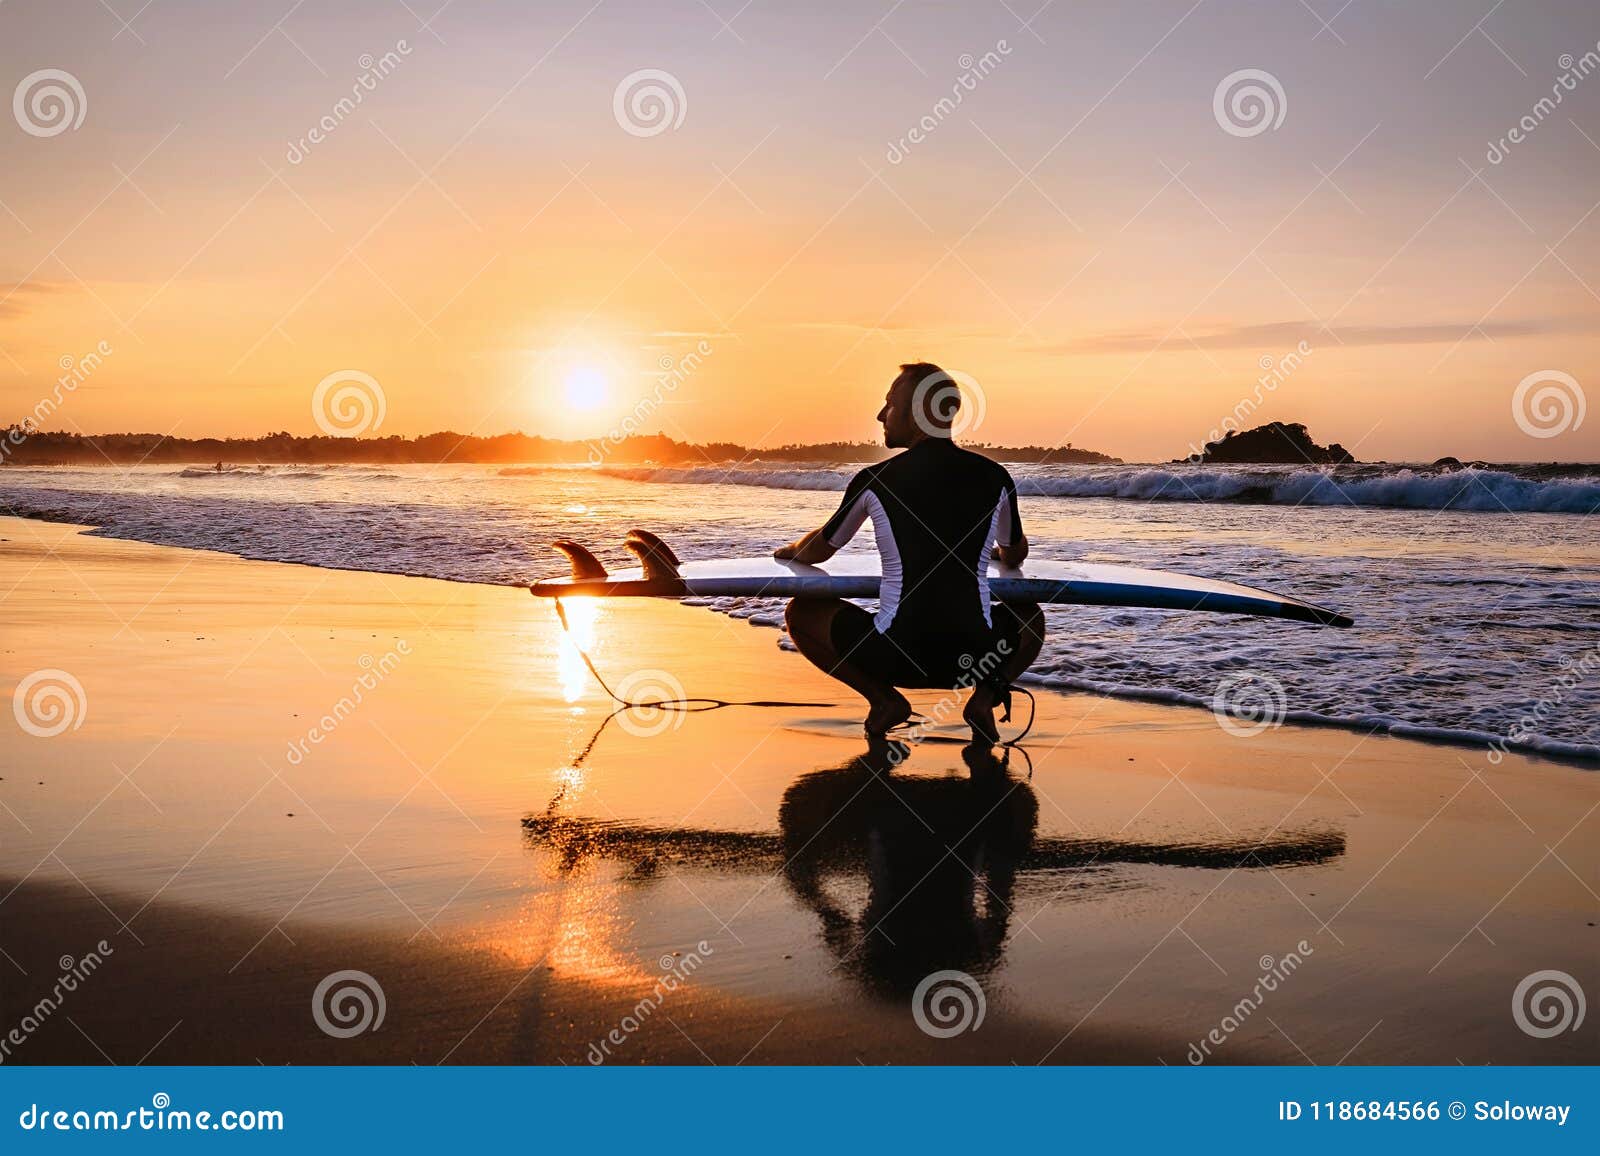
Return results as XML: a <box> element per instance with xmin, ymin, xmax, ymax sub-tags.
<box><xmin>821</xmin><ymin>467</ymin><xmax>876</xmax><ymax>548</ymax></box>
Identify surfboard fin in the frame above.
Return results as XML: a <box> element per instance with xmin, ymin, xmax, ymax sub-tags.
<box><xmin>623</xmin><ymin>530</ymin><xmax>683</xmax><ymax>582</ymax></box>
<box><xmin>550</xmin><ymin>540</ymin><xmax>608</xmax><ymax>580</ymax></box>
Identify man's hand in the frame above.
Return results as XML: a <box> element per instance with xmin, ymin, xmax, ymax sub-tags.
<box><xmin>994</xmin><ymin>534</ymin><xmax>1029</xmax><ymax>569</ymax></box>
<box><xmin>775</xmin><ymin>528</ymin><xmax>837</xmax><ymax>565</ymax></box>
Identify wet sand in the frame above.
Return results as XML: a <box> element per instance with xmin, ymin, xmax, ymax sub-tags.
<box><xmin>1</xmin><ymin>515</ymin><xmax>1596</xmax><ymax>1065</ymax></box>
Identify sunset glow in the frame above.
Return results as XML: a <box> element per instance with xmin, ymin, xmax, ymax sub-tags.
<box><xmin>1</xmin><ymin>3</ymin><xmax>1595</xmax><ymax>462</ymax></box>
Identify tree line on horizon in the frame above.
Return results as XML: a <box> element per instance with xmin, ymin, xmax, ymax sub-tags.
<box><xmin>0</xmin><ymin>426</ymin><xmax>1121</xmax><ymax>467</ymax></box>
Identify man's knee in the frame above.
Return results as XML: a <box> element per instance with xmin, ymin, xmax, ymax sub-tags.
<box><xmin>785</xmin><ymin>596</ymin><xmax>837</xmax><ymax>638</ymax></box>
<box><xmin>999</xmin><ymin>601</ymin><xmax>1044</xmax><ymax>636</ymax></box>
<box><xmin>1003</xmin><ymin>602</ymin><xmax>1046</xmax><ymax>666</ymax></box>
<box><xmin>1015</xmin><ymin>602</ymin><xmax>1045</xmax><ymax>642</ymax></box>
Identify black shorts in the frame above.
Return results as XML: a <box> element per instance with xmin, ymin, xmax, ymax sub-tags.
<box><xmin>828</xmin><ymin>601</ymin><xmax>1029</xmax><ymax>690</ymax></box>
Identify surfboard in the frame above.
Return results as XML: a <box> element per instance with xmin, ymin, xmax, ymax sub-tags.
<box><xmin>529</xmin><ymin>532</ymin><xmax>1353</xmax><ymax>628</ymax></box>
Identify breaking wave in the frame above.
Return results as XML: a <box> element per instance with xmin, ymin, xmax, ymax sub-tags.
<box><xmin>601</xmin><ymin>463</ymin><xmax>1599</xmax><ymax>514</ymax></box>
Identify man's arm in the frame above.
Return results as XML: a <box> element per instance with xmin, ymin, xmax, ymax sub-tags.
<box><xmin>774</xmin><ymin>527</ymin><xmax>838</xmax><ymax>564</ymax></box>
<box><xmin>992</xmin><ymin>475</ymin><xmax>1027</xmax><ymax>568</ymax></box>
<box><xmin>777</xmin><ymin>469</ymin><xmax>872</xmax><ymax>563</ymax></box>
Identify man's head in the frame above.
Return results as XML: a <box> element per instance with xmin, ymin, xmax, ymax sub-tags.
<box><xmin>878</xmin><ymin>362</ymin><xmax>960</xmax><ymax>448</ymax></box>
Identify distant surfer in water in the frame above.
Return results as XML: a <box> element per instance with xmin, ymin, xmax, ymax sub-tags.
<box><xmin>775</xmin><ymin>363</ymin><xmax>1045</xmax><ymax>743</ymax></box>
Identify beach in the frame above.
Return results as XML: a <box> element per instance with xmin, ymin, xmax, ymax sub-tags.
<box><xmin>2</xmin><ymin>513</ymin><xmax>1595</xmax><ymax>1066</ymax></box>
<box><xmin>4</xmin><ymin>461</ymin><xmax>1596</xmax><ymax>763</ymax></box>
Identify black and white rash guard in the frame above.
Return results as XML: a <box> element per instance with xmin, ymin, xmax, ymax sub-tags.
<box><xmin>821</xmin><ymin>438</ymin><xmax>1024</xmax><ymax>640</ymax></box>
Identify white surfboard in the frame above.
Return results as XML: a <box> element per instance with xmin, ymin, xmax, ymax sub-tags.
<box><xmin>530</xmin><ymin>533</ymin><xmax>1352</xmax><ymax>627</ymax></box>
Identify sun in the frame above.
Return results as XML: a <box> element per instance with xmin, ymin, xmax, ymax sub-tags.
<box><xmin>563</xmin><ymin>366</ymin><xmax>610</xmax><ymax>411</ymax></box>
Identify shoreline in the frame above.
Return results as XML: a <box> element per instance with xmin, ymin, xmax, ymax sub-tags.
<box><xmin>1</xmin><ymin>509</ymin><xmax>1595</xmax><ymax>769</ymax></box>
<box><xmin>1010</xmin><ymin>671</ymin><xmax>1600</xmax><ymax>769</ymax></box>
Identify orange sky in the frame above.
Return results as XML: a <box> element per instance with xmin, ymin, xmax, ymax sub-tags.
<box><xmin>2</xmin><ymin>0</ymin><xmax>1597</xmax><ymax>461</ymax></box>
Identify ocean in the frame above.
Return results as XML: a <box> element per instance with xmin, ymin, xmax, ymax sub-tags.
<box><xmin>3</xmin><ymin>460</ymin><xmax>1596</xmax><ymax>763</ymax></box>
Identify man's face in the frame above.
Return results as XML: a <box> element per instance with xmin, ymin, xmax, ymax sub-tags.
<box><xmin>876</xmin><ymin>374</ymin><xmax>915</xmax><ymax>448</ymax></box>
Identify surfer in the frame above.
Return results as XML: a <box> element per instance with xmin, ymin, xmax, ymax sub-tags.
<box><xmin>775</xmin><ymin>363</ymin><xmax>1045</xmax><ymax>742</ymax></box>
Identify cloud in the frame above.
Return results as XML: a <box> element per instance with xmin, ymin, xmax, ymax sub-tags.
<box><xmin>786</xmin><ymin>320</ymin><xmax>938</xmax><ymax>334</ymax></box>
<box><xmin>0</xmin><ymin>281</ymin><xmax>62</xmax><ymax>321</ymax></box>
<box><xmin>1035</xmin><ymin>317</ymin><xmax>1594</xmax><ymax>354</ymax></box>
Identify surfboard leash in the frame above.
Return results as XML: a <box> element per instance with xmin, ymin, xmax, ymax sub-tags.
<box><xmin>551</xmin><ymin>596</ymin><xmax>1037</xmax><ymax>747</ymax></box>
<box><xmin>997</xmin><ymin>685</ymin><xmax>1037</xmax><ymax>747</ymax></box>
<box><xmin>934</xmin><ymin>684</ymin><xmax>1035</xmax><ymax>748</ymax></box>
<box><xmin>552</xmin><ymin>596</ymin><xmax>837</xmax><ymax>712</ymax></box>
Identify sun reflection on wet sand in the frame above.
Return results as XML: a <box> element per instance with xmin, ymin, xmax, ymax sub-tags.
<box><xmin>470</xmin><ymin>874</ymin><xmax>646</xmax><ymax>989</ymax></box>
<box><xmin>555</xmin><ymin>596</ymin><xmax>600</xmax><ymax>702</ymax></box>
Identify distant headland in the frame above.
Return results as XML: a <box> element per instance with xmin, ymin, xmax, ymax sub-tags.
<box><xmin>0</xmin><ymin>426</ymin><xmax>1120</xmax><ymax>468</ymax></box>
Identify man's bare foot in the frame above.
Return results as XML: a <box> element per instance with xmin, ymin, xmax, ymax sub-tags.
<box><xmin>864</xmin><ymin>692</ymin><xmax>913</xmax><ymax>736</ymax></box>
<box><xmin>963</xmin><ymin>686</ymin><xmax>1000</xmax><ymax>745</ymax></box>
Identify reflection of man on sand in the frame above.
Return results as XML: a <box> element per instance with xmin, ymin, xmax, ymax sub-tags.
<box><xmin>522</xmin><ymin>741</ymin><xmax>1344</xmax><ymax>999</ymax></box>
<box><xmin>777</xmin><ymin>741</ymin><xmax>1036</xmax><ymax>996</ymax></box>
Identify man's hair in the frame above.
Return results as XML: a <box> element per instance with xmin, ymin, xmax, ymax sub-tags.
<box><xmin>895</xmin><ymin>362</ymin><xmax>960</xmax><ymax>419</ymax></box>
